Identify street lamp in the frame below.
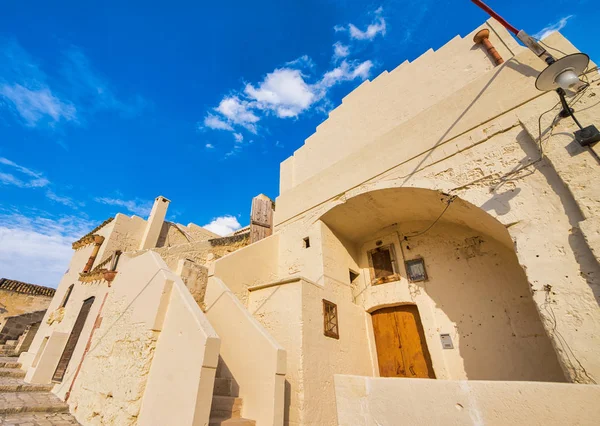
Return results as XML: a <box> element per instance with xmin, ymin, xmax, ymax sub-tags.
<box><xmin>470</xmin><ymin>0</ymin><xmax>600</xmax><ymax>146</ymax></box>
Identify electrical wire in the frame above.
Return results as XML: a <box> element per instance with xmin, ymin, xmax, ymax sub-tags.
<box><xmin>540</xmin><ymin>289</ymin><xmax>597</xmax><ymax>384</ymax></box>
<box><xmin>405</xmin><ymin>195</ymin><xmax>456</xmax><ymax>239</ymax></box>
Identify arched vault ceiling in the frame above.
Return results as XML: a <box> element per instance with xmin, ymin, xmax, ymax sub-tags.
<box><xmin>319</xmin><ymin>188</ymin><xmax>513</xmax><ymax>247</ymax></box>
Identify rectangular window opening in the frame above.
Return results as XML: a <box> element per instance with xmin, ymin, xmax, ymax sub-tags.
<box><xmin>303</xmin><ymin>237</ymin><xmax>310</xmax><ymax>248</ymax></box>
<box><xmin>367</xmin><ymin>244</ymin><xmax>399</xmax><ymax>285</ymax></box>
<box><xmin>323</xmin><ymin>299</ymin><xmax>339</xmax><ymax>339</ymax></box>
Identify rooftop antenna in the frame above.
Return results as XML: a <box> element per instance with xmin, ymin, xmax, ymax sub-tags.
<box><xmin>470</xmin><ymin>0</ymin><xmax>599</xmax><ymax>146</ymax></box>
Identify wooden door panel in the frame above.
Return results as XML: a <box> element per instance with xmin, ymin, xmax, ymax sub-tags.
<box><xmin>372</xmin><ymin>305</ymin><xmax>435</xmax><ymax>379</ymax></box>
<box><xmin>52</xmin><ymin>297</ymin><xmax>95</xmax><ymax>383</ymax></box>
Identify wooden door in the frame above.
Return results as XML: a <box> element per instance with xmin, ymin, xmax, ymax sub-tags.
<box><xmin>371</xmin><ymin>305</ymin><xmax>435</xmax><ymax>378</ymax></box>
<box><xmin>250</xmin><ymin>196</ymin><xmax>273</xmax><ymax>243</ymax></box>
<box><xmin>52</xmin><ymin>296</ymin><xmax>95</xmax><ymax>383</ymax></box>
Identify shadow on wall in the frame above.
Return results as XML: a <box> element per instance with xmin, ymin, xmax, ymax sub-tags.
<box><xmin>514</xmin><ymin>129</ymin><xmax>600</xmax><ymax>308</ymax></box>
<box><xmin>402</xmin><ymin>224</ymin><xmax>565</xmax><ymax>382</ymax></box>
<box><xmin>399</xmin><ymin>55</ymin><xmax>542</xmax><ymax>189</ymax></box>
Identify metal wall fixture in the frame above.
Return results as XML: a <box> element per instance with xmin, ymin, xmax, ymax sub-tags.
<box><xmin>470</xmin><ymin>0</ymin><xmax>600</xmax><ymax>147</ymax></box>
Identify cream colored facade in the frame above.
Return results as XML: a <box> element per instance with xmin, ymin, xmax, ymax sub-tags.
<box><xmin>17</xmin><ymin>18</ymin><xmax>600</xmax><ymax>426</ymax></box>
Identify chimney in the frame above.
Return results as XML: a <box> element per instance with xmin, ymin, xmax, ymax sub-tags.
<box><xmin>139</xmin><ymin>196</ymin><xmax>170</xmax><ymax>250</ymax></box>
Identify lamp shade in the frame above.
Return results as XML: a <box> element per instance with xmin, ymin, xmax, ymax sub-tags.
<box><xmin>535</xmin><ymin>53</ymin><xmax>589</xmax><ymax>92</ymax></box>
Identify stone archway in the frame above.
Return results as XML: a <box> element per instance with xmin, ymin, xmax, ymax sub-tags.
<box><xmin>317</xmin><ymin>186</ymin><xmax>566</xmax><ymax>381</ymax></box>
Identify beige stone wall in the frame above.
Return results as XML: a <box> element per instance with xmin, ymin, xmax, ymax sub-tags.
<box><xmin>280</xmin><ymin>19</ymin><xmax>523</xmax><ymax>192</ymax></box>
<box><xmin>352</xmin><ymin>221</ymin><xmax>564</xmax><ymax>381</ymax></box>
<box><xmin>211</xmin><ymin>234</ymin><xmax>280</xmax><ymax>303</ymax></box>
<box><xmin>68</xmin><ymin>251</ymin><xmax>220</xmax><ymax>426</ymax></box>
<box><xmin>206</xmin><ymin>277</ymin><xmax>286</xmax><ymax>426</ymax></box>
<box><xmin>0</xmin><ymin>290</ymin><xmax>52</xmax><ymax>326</ymax></box>
<box><xmin>269</xmin><ymin>28</ymin><xmax>600</xmax><ymax>388</ymax></box>
<box><xmin>335</xmin><ymin>375</ymin><xmax>600</xmax><ymax>426</ymax></box>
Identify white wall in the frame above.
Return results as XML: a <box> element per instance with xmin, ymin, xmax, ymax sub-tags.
<box><xmin>335</xmin><ymin>375</ymin><xmax>600</xmax><ymax>426</ymax></box>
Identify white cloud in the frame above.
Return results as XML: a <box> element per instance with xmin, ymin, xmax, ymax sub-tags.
<box><xmin>0</xmin><ymin>84</ymin><xmax>76</xmax><ymax>127</ymax></box>
<box><xmin>333</xmin><ymin>42</ymin><xmax>350</xmax><ymax>61</ymax></box>
<box><xmin>94</xmin><ymin>196</ymin><xmax>153</xmax><ymax>217</ymax></box>
<box><xmin>319</xmin><ymin>60</ymin><xmax>373</xmax><ymax>90</ymax></box>
<box><xmin>201</xmin><ymin>9</ymin><xmax>381</xmax><ymax>142</ymax></box>
<box><xmin>285</xmin><ymin>55</ymin><xmax>315</xmax><ymax>69</ymax></box>
<box><xmin>341</xmin><ymin>8</ymin><xmax>386</xmax><ymax>41</ymax></box>
<box><xmin>245</xmin><ymin>68</ymin><xmax>316</xmax><ymax>118</ymax></box>
<box><xmin>0</xmin><ymin>157</ymin><xmax>50</xmax><ymax>188</ymax></box>
<box><xmin>203</xmin><ymin>114</ymin><xmax>234</xmax><ymax>131</ymax></box>
<box><xmin>534</xmin><ymin>15</ymin><xmax>573</xmax><ymax>40</ymax></box>
<box><xmin>205</xmin><ymin>143</ymin><xmax>214</xmax><ymax>149</ymax></box>
<box><xmin>0</xmin><ymin>212</ymin><xmax>96</xmax><ymax>288</ymax></box>
<box><xmin>45</xmin><ymin>189</ymin><xmax>79</xmax><ymax>208</ymax></box>
<box><xmin>61</xmin><ymin>48</ymin><xmax>147</xmax><ymax>118</ymax></box>
<box><xmin>0</xmin><ymin>40</ymin><xmax>144</xmax><ymax>128</ymax></box>
<box><xmin>202</xmin><ymin>215</ymin><xmax>241</xmax><ymax>236</ymax></box>
<box><xmin>216</xmin><ymin>96</ymin><xmax>259</xmax><ymax>132</ymax></box>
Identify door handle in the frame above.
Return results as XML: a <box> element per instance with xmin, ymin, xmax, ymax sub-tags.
<box><xmin>409</xmin><ymin>366</ymin><xmax>416</xmax><ymax>376</ymax></box>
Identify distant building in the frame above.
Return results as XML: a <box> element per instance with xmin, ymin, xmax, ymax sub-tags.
<box><xmin>14</xmin><ymin>19</ymin><xmax>600</xmax><ymax>426</ymax></box>
<box><xmin>0</xmin><ymin>278</ymin><xmax>55</xmax><ymax>356</ymax></box>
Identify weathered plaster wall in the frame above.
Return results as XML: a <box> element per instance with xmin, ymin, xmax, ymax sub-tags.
<box><xmin>334</xmin><ymin>375</ymin><xmax>600</xmax><ymax>426</ymax></box>
<box><xmin>352</xmin><ymin>222</ymin><xmax>564</xmax><ymax>382</ymax></box>
<box><xmin>176</xmin><ymin>259</ymin><xmax>209</xmax><ymax>306</ymax></box>
<box><xmin>68</xmin><ymin>251</ymin><xmax>218</xmax><ymax>426</ymax></box>
<box><xmin>205</xmin><ymin>277</ymin><xmax>286</xmax><ymax>426</ymax></box>
<box><xmin>273</xmin><ymin>33</ymin><xmax>587</xmax><ymax>226</ymax></box>
<box><xmin>0</xmin><ymin>290</ymin><xmax>52</xmax><ymax>327</ymax></box>
<box><xmin>94</xmin><ymin>214</ymin><xmax>147</xmax><ymax>268</ymax></box>
<box><xmin>138</xmin><ymin>254</ymin><xmax>220</xmax><ymax>426</ymax></box>
<box><xmin>156</xmin><ymin>222</ymin><xmax>220</xmax><ymax>248</ymax></box>
<box><xmin>271</xmin><ymin>30</ymin><xmax>600</xmax><ymax>384</ymax></box>
<box><xmin>212</xmin><ymin>234</ymin><xmax>280</xmax><ymax>303</ymax></box>
<box><xmin>282</xmin><ymin>19</ymin><xmax>523</xmax><ymax>190</ymax></box>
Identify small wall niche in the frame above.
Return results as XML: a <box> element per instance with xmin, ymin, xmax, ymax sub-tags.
<box><xmin>349</xmin><ymin>270</ymin><xmax>359</xmax><ymax>284</ymax></box>
<box><xmin>303</xmin><ymin>237</ymin><xmax>310</xmax><ymax>248</ymax></box>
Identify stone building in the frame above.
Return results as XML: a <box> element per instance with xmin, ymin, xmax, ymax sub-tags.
<box><xmin>0</xmin><ymin>278</ymin><xmax>55</xmax><ymax>355</ymax></box>
<box><xmin>7</xmin><ymin>18</ymin><xmax>600</xmax><ymax>425</ymax></box>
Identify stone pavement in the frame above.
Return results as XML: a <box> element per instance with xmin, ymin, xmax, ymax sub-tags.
<box><xmin>0</xmin><ymin>357</ymin><xmax>80</xmax><ymax>425</ymax></box>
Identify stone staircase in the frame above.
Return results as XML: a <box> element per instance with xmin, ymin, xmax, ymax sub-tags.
<box><xmin>0</xmin><ymin>356</ymin><xmax>80</xmax><ymax>425</ymax></box>
<box><xmin>0</xmin><ymin>340</ymin><xmax>18</xmax><ymax>357</ymax></box>
<box><xmin>209</xmin><ymin>358</ymin><xmax>255</xmax><ymax>426</ymax></box>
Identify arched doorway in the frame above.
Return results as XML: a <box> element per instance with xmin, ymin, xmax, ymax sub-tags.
<box><xmin>318</xmin><ymin>186</ymin><xmax>565</xmax><ymax>381</ymax></box>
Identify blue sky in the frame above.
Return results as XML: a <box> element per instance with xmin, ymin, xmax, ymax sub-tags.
<box><xmin>0</xmin><ymin>0</ymin><xmax>597</xmax><ymax>287</ymax></box>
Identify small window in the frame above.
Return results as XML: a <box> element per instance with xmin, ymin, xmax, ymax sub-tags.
<box><xmin>349</xmin><ymin>270</ymin><xmax>359</xmax><ymax>284</ymax></box>
<box><xmin>405</xmin><ymin>258</ymin><xmax>428</xmax><ymax>282</ymax></box>
<box><xmin>60</xmin><ymin>285</ymin><xmax>74</xmax><ymax>308</ymax></box>
<box><xmin>323</xmin><ymin>299</ymin><xmax>339</xmax><ymax>339</ymax></box>
<box><xmin>303</xmin><ymin>237</ymin><xmax>310</xmax><ymax>248</ymax></box>
<box><xmin>367</xmin><ymin>244</ymin><xmax>399</xmax><ymax>285</ymax></box>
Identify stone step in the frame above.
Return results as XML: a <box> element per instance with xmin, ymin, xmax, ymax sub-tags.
<box><xmin>0</xmin><ymin>412</ymin><xmax>80</xmax><ymax>425</ymax></box>
<box><xmin>213</xmin><ymin>377</ymin><xmax>233</xmax><ymax>396</ymax></box>
<box><xmin>0</xmin><ymin>377</ymin><xmax>54</xmax><ymax>392</ymax></box>
<box><xmin>209</xmin><ymin>417</ymin><xmax>256</xmax><ymax>426</ymax></box>
<box><xmin>210</xmin><ymin>395</ymin><xmax>243</xmax><ymax>419</ymax></box>
<box><xmin>0</xmin><ymin>368</ymin><xmax>26</xmax><ymax>378</ymax></box>
<box><xmin>0</xmin><ymin>392</ymin><xmax>69</xmax><ymax>415</ymax></box>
